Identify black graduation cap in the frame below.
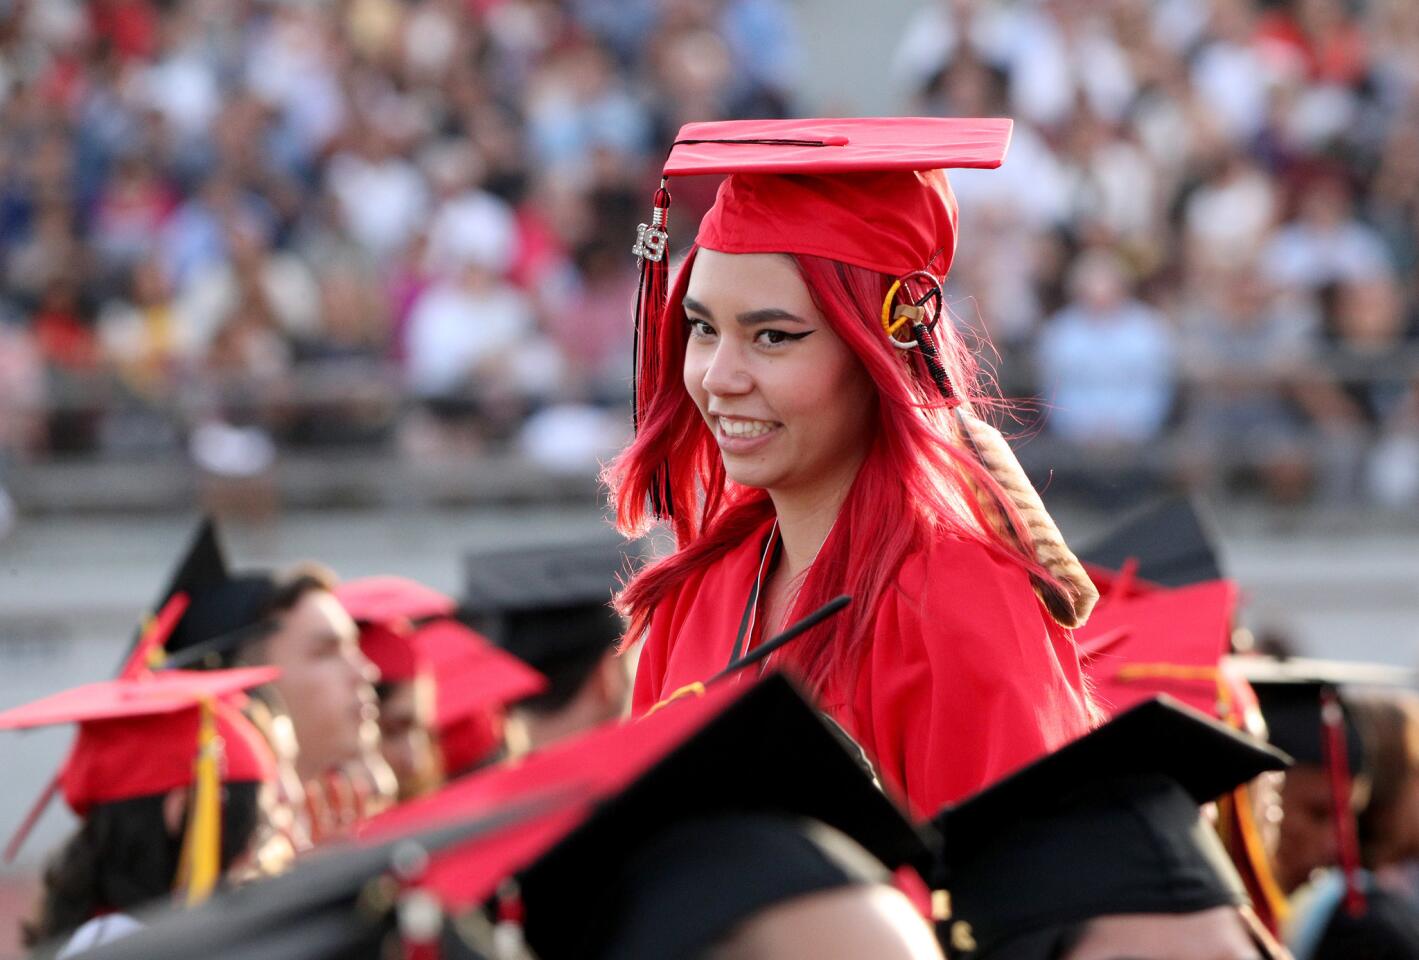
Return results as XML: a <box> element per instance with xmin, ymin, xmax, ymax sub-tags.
<box><xmin>389</xmin><ymin>672</ymin><xmax>927</xmax><ymax>958</ymax></box>
<box><xmin>1231</xmin><ymin>656</ymin><xmax>1416</xmax><ymax>923</ymax></box>
<box><xmin>520</xmin><ymin>674</ymin><xmax>926</xmax><ymax>958</ymax></box>
<box><xmin>73</xmin><ymin>793</ymin><xmax>567</xmax><ymax>960</ymax></box>
<box><xmin>146</xmin><ymin>518</ymin><xmax>280</xmax><ymax>669</ymax></box>
<box><xmin>930</xmin><ymin>696</ymin><xmax>1289</xmax><ymax>959</ymax></box>
<box><xmin>1309</xmin><ymin>885</ymin><xmax>1419</xmax><ymax>959</ymax></box>
<box><xmin>1080</xmin><ymin>496</ymin><xmax>1225</xmax><ymax>588</ymax></box>
<box><xmin>1228</xmin><ymin>656</ymin><xmax>1417</xmax><ymax>770</ymax></box>
<box><xmin>462</xmin><ymin>537</ymin><xmax>639</xmax><ymax>705</ymax></box>
<box><xmin>592</xmin><ymin>813</ymin><xmax>894</xmax><ymax>960</ymax></box>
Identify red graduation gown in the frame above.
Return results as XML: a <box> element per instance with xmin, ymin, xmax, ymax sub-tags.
<box><xmin>631</xmin><ymin>519</ymin><xmax>1092</xmax><ymax>817</ymax></box>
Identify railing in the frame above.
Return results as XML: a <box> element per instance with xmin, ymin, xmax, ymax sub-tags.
<box><xmin>1</xmin><ymin>350</ymin><xmax>1415</xmax><ymax>514</ymax></box>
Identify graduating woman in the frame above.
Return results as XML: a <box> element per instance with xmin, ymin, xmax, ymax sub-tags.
<box><xmin>611</xmin><ymin>118</ymin><xmax>1099</xmax><ymax>815</ymax></box>
<box><xmin>2</xmin><ymin>669</ymin><xmax>279</xmax><ymax>954</ymax></box>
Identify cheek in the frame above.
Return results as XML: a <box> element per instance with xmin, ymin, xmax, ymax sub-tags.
<box><xmin>790</xmin><ymin>348</ymin><xmax>873</xmax><ymax>441</ymax></box>
<box><xmin>285</xmin><ymin>658</ymin><xmax>346</xmax><ymax>697</ymax></box>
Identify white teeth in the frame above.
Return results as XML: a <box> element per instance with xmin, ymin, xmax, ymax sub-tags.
<box><xmin>717</xmin><ymin>417</ymin><xmax>777</xmax><ymax>439</ymax></box>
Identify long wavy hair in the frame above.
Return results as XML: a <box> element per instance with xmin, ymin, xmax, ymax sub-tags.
<box><xmin>608</xmin><ymin>249</ymin><xmax>1058</xmax><ymax>697</ymax></box>
<box><xmin>24</xmin><ymin>783</ymin><xmax>261</xmax><ymax>948</ymax></box>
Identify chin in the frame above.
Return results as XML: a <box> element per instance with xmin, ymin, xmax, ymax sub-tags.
<box><xmin>721</xmin><ymin>463</ymin><xmax>781</xmax><ymax>491</ymax></box>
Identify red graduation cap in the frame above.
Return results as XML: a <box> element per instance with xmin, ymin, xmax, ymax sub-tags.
<box><xmin>335</xmin><ymin>576</ymin><xmax>457</xmax><ymax>686</ymax></box>
<box><xmin>412</xmin><ymin>620</ymin><xmax>548</xmax><ymax>730</ymax></box>
<box><xmin>333</xmin><ymin>576</ymin><xmax>456</xmax><ymax>626</ymax></box>
<box><xmin>666</xmin><ymin>116</ymin><xmax>1012</xmax><ymax>277</ymax></box>
<box><xmin>0</xmin><ymin>668</ymin><xmax>279</xmax><ymax>905</ymax></box>
<box><xmin>406</xmin><ymin>619</ymin><xmax>548</xmax><ymax>774</ymax></box>
<box><xmin>1076</xmin><ymin>579</ymin><xmax>1242</xmax><ymax>721</ymax></box>
<box><xmin>0</xmin><ymin>668</ymin><xmax>279</xmax><ymax>814</ymax></box>
<box><xmin>355</xmin><ymin>621</ymin><xmax>424</xmax><ymax>686</ymax></box>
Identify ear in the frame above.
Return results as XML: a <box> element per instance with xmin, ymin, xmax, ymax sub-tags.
<box><xmin>162</xmin><ymin>787</ymin><xmax>189</xmax><ymax>837</ymax></box>
<box><xmin>595</xmin><ymin>649</ymin><xmax>631</xmax><ymax>717</ymax></box>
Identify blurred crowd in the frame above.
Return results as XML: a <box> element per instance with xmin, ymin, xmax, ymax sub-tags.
<box><xmin>0</xmin><ymin>0</ymin><xmax>797</xmax><ymax>482</ymax></box>
<box><xmin>898</xmin><ymin>0</ymin><xmax>1419</xmax><ymax>507</ymax></box>
<box><xmin>0</xmin><ymin>0</ymin><xmax>1417</xmax><ymax>508</ymax></box>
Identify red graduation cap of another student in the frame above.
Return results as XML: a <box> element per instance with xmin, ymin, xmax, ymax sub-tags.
<box><xmin>334</xmin><ymin>575</ymin><xmax>547</xmax><ymax>777</ymax></box>
<box><xmin>0</xmin><ymin>668</ymin><xmax>278</xmax><ymax>904</ymax></box>
<box><xmin>412</xmin><ymin>618</ymin><xmax>548</xmax><ymax>776</ymax></box>
<box><xmin>334</xmin><ymin>575</ymin><xmax>457</xmax><ymax>685</ymax></box>
<box><xmin>1076</xmin><ymin>579</ymin><xmax>1253</xmax><ymax>722</ymax></box>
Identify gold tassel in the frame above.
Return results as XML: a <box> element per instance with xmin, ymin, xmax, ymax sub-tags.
<box><xmin>954</xmin><ymin>410</ymin><xmax>1098</xmax><ymax>628</ymax></box>
<box><xmin>174</xmin><ymin>697</ymin><xmax>222</xmax><ymax>905</ymax></box>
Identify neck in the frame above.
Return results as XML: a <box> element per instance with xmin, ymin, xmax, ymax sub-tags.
<box><xmin>768</xmin><ymin>463</ymin><xmax>861</xmax><ymax>580</ymax></box>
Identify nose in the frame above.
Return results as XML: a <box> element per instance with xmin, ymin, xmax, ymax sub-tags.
<box><xmin>347</xmin><ymin>643</ymin><xmax>379</xmax><ymax>690</ymax></box>
<box><xmin>699</xmin><ymin>337</ymin><xmax>753</xmax><ymax>399</ymax></box>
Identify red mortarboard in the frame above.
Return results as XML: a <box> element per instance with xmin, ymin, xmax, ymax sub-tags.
<box><xmin>412</xmin><ymin>619</ymin><xmax>548</xmax><ymax>731</ymax></box>
<box><xmin>0</xmin><ymin>668</ymin><xmax>278</xmax><ymax>815</ymax></box>
<box><xmin>335</xmin><ymin>576</ymin><xmax>458</xmax><ymax>686</ymax></box>
<box><xmin>357</xmin><ymin>621</ymin><xmax>424</xmax><ymax>686</ymax></box>
<box><xmin>1077</xmin><ymin>580</ymin><xmax>1241</xmax><ymax>720</ymax></box>
<box><xmin>670</xmin><ymin>117</ymin><xmax>1012</xmax><ymax>277</ymax></box>
<box><xmin>333</xmin><ymin>576</ymin><xmax>456</xmax><ymax>626</ymax></box>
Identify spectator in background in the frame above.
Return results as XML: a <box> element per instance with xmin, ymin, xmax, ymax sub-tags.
<box><xmin>88</xmin><ymin>153</ymin><xmax>176</xmax><ymax>289</ymax></box>
<box><xmin>6</xmin><ymin>202</ymin><xmax>87</xmax><ymax>309</ymax></box>
<box><xmin>1176</xmin><ymin>265</ymin><xmax>1314</xmax><ymax>502</ymax></box>
<box><xmin>1037</xmin><ymin>250</ymin><xmax>1176</xmax><ymax>449</ymax></box>
<box><xmin>161</xmin><ymin>169</ymin><xmax>277</xmax><ymax>290</ymax></box>
<box><xmin>325</xmin><ymin>122</ymin><xmax>429</xmax><ymax>263</ymax></box>
<box><xmin>181</xmin><ymin>226</ymin><xmax>320</xmax><ymax>349</ymax></box>
<box><xmin>1183</xmin><ymin>150</ymin><xmax>1279</xmax><ymax>276</ymax></box>
<box><xmin>97</xmin><ymin>255</ymin><xmax>195</xmax><ymax>400</ymax></box>
<box><xmin>1263</xmin><ymin>171</ymin><xmax>1393</xmax><ymax>292</ymax></box>
<box><xmin>1296</xmin><ymin>273</ymin><xmax>1419</xmax><ymax>506</ymax></box>
<box><xmin>0</xmin><ymin>303</ymin><xmax>44</xmax><ymax>534</ymax></box>
<box><xmin>524</xmin><ymin>39</ymin><xmax>651</xmax><ymax>183</ymax></box>
<box><xmin>403</xmin><ymin>243</ymin><xmax>561</xmax><ymax>451</ymax></box>
<box><xmin>1189</xmin><ymin>0</ymin><xmax>1274</xmax><ymax>147</ymax></box>
<box><xmin>422</xmin><ymin>140</ymin><xmax>520</xmax><ymax>286</ymax></box>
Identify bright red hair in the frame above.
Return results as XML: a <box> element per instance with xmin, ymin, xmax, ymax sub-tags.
<box><xmin>607</xmin><ymin>248</ymin><xmax>1054</xmax><ymax>697</ymax></box>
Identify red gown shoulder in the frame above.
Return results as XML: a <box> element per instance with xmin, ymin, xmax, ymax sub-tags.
<box><xmin>846</xmin><ymin>534</ymin><xmax>1092</xmax><ymax>816</ymax></box>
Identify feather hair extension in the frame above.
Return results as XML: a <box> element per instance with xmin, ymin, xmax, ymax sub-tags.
<box><xmin>954</xmin><ymin>410</ymin><xmax>1098</xmax><ymax>628</ymax></box>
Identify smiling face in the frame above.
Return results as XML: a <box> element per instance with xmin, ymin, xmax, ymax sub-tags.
<box><xmin>681</xmin><ymin>250</ymin><xmax>875</xmax><ymax>501</ymax></box>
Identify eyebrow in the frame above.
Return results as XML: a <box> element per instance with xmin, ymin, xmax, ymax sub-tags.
<box><xmin>683</xmin><ymin>297</ymin><xmax>810</xmax><ymax>327</ymax></box>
